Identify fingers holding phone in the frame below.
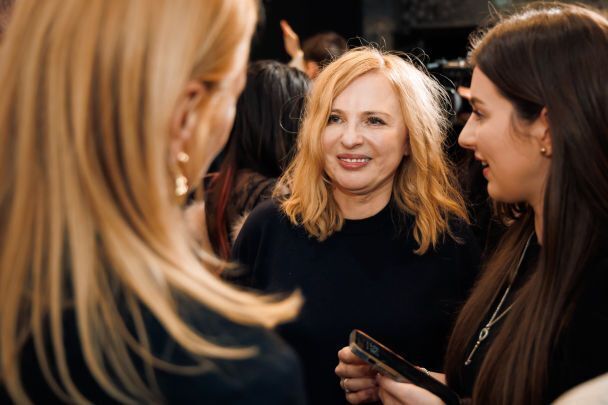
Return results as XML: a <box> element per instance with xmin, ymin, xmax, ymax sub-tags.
<box><xmin>336</xmin><ymin>346</ymin><xmax>379</xmax><ymax>404</ymax></box>
<box><xmin>377</xmin><ymin>374</ymin><xmax>445</xmax><ymax>405</ymax></box>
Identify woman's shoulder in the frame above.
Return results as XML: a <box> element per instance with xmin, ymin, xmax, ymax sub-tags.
<box><xmin>246</xmin><ymin>198</ymin><xmax>283</xmax><ymax>221</ymax></box>
<box><xmin>146</xmin><ymin>303</ymin><xmax>306</xmax><ymax>404</ymax></box>
<box><xmin>237</xmin><ymin>199</ymin><xmax>295</xmax><ymax>238</ymax></box>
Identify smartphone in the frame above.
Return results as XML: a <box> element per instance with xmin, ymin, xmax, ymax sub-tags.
<box><xmin>349</xmin><ymin>329</ymin><xmax>461</xmax><ymax>405</ymax></box>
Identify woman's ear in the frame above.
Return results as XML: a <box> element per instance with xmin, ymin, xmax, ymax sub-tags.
<box><xmin>536</xmin><ymin>107</ymin><xmax>552</xmax><ymax>157</ymax></box>
<box><xmin>169</xmin><ymin>80</ymin><xmax>207</xmax><ymax>162</ymax></box>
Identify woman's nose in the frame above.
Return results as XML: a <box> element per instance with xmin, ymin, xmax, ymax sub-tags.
<box><xmin>458</xmin><ymin>116</ymin><xmax>476</xmax><ymax>151</ymax></box>
<box><xmin>340</xmin><ymin>123</ymin><xmax>363</xmax><ymax>148</ymax></box>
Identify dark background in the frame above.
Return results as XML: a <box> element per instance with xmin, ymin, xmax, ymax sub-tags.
<box><xmin>251</xmin><ymin>0</ymin><xmax>364</xmax><ymax>62</ymax></box>
<box><xmin>251</xmin><ymin>0</ymin><xmax>607</xmax><ymax>64</ymax></box>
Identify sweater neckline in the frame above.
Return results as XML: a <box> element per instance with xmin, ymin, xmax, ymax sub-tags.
<box><xmin>339</xmin><ymin>202</ymin><xmax>397</xmax><ymax>235</ymax></box>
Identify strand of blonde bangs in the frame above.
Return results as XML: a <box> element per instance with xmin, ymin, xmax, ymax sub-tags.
<box><xmin>3</xmin><ymin>2</ymin><xmax>88</xmax><ymax>399</ymax></box>
<box><xmin>31</xmin><ymin>176</ymin><xmax>76</xmax><ymax>405</ymax></box>
<box><xmin>0</xmin><ymin>203</ymin><xmax>38</xmax><ymax>404</ymax></box>
<box><xmin>71</xmin><ymin>2</ymin><xmax>159</xmax><ymax>394</ymax></box>
<box><xmin>0</xmin><ymin>8</ymin><xmax>38</xmax><ymax>394</ymax></box>
<box><xmin>66</xmin><ymin>189</ymin><xmax>147</xmax><ymax>403</ymax></box>
<box><xmin>64</xmin><ymin>8</ymin><xmax>162</xmax><ymax>398</ymax></box>
<box><xmin>0</xmin><ymin>53</ymin><xmax>35</xmax><ymax>402</ymax></box>
<box><xmin>44</xmin><ymin>24</ymin><xmax>101</xmax><ymax>402</ymax></box>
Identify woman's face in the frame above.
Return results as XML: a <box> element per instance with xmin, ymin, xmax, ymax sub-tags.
<box><xmin>458</xmin><ymin>67</ymin><xmax>550</xmax><ymax>206</ymax></box>
<box><xmin>322</xmin><ymin>71</ymin><xmax>408</xmax><ymax>203</ymax></box>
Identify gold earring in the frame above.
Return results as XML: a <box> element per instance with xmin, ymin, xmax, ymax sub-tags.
<box><xmin>175</xmin><ymin>172</ymin><xmax>188</xmax><ymax>196</ymax></box>
<box><xmin>540</xmin><ymin>147</ymin><xmax>547</xmax><ymax>155</ymax></box>
<box><xmin>177</xmin><ymin>151</ymin><xmax>190</xmax><ymax>163</ymax></box>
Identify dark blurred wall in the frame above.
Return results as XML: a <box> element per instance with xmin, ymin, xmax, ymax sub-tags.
<box><xmin>253</xmin><ymin>0</ymin><xmax>607</xmax><ymax>63</ymax></box>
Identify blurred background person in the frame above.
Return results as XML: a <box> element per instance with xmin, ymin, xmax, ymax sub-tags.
<box><xmin>0</xmin><ymin>1</ymin><xmax>304</xmax><ymax>403</ymax></box>
<box><xmin>204</xmin><ymin>60</ymin><xmax>310</xmax><ymax>259</ymax></box>
<box><xmin>281</xmin><ymin>20</ymin><xmax>348</xmax><ymax>79</ymax></box>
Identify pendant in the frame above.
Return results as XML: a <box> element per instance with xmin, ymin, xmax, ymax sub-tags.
<box><xmin>478</xmin><ymin>327</ymin><xmax>489</xmax><ymax>341</ymax></box>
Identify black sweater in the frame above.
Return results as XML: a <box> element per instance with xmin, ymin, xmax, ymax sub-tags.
<box><xmin>231</xmin><ymin>200</ymin><xmax>481</xmax><ymax>405</ymax></box>
<box><xmin>0</xmin><ymin>302</ymin><xmax>306</xmax><ymax>404</ymax></box>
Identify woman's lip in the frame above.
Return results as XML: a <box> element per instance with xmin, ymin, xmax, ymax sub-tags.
<box><xmin>337</xmin><ymin>155</ymin><xmax>371</xmax><ymax>169</ymax></box>
<box><xmin>482</xmin><ymin>166</ymin><xmax>490</xmax><ymax>178</ymax></box>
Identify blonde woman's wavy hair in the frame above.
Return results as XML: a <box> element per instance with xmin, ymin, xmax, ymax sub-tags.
<box><xmin>0</xmin><ymin>0</ymin><xmax>300</xmax><ymax>403</ymax></box>
<box><xmin>277</xmin><ymin>47</ymin><xmax>468</xmax><ymax>254</ymax></box>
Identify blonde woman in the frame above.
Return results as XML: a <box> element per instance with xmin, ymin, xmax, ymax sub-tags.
<box><xmin>231</xmin><ymin>47</ymin><xmax>480</xmax><ymax>405</ymax></box>
<box><xmin>0</xmin><ymin>0</ymin><xmax>304</xmax><ymax>404</ymax></box>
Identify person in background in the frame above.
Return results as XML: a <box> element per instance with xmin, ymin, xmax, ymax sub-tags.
<box><xmin>0</xmin><ymin>1</ymin><xmax>305</xmax><ymax>403</ymax></box>
<box><xmin>204</xmin><ymin>60</ymin><xmax>310</xmax><ymax>259</ymax></box>
<box><xmin>233</xmin><ymin>47</ymin><xmax>480</xmax><ymax>405</ymax></box>
<box><xmin>281</xmin><ymin>19</ymin><xmax>348</xmax><ymax>79</ymax></box>
<box><xmin>336</xmin><ymin>3</ymin><xmax>608</xmax><ymax>404</ymax></box>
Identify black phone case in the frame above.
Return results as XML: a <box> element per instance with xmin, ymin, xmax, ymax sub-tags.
<box><xmin>349</xmin><ymin>329</ymin><xmax>461</xmax><ymax>405</ymax></box>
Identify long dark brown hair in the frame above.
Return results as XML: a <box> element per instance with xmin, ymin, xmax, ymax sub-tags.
<box><xmin>206</xmin><ymin>61</ymin><xmax>310</xmax><ymax>258</ymax></box>
<box><xmin>445</xmin><ymin>3</ymin><xmax>608</xmax><ymax>404</ymax></box>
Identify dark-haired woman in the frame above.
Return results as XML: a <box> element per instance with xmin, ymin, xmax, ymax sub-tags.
<box><xmin>336</xmin><ymin>3</ymin><xmax>608</xmax><ymax>404</ymax></box>
<box><xmin>204</xmin><ymin>60</ymin><xmax>310</xmax><ymax>258</ymax></box>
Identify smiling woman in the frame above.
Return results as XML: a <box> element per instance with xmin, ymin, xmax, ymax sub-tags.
<box><xmin>229</xmin><ymin>47</ymin><xmax>481</xmax><ymax>405</ymax></box>
<box><xmin>322</xmin><ymin>71</ymin><xmax>409</xmax><ymax>220</ymax></box>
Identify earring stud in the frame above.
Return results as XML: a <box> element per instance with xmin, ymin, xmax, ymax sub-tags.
<box><xmin>540</xmin><ymin>147</ymin><xmax>547</xmax><ymax>155</ymax></box>
<box><xmin>177</xmin><ymin>151</ymin><xmax>190</xmax><ymax>163</ymax></box>
<box><xmin>175</xmin><ymin>174</ymin><xmax>188</xmax><ymax>196</ymax></box>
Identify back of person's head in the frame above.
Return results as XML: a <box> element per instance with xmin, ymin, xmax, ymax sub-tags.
<box><xmin>279</xmin><ymin>46</ymin><xmax>467</xmax><ymax>254</ymax></box>
<box><xmin>445</xmin><ymin>4</ymin><xmax>608</xmax><ymax>404</ymax></box>
<box><xmin>231</xmin><ymin>60</ymin><xmax>310</xmax><ymax>177</ymax></box>
<box><xmin>0</xmin><ymin>0</ymin><xmax>300</xmax><ymax>403</ymax></box>
<box><xmin>302</xmin><ymin>32</ymin><xmax>348</xmax><ymax>66</ymax></box>
<box><xmin>207</xmin><ymin>60</ymin><xmax>310</xmax><ymax>258</ymax></box>
<box><xmin>302</xmin><ymin>31</ymin><xmax>348</xmax><ymax>77</ymax></box>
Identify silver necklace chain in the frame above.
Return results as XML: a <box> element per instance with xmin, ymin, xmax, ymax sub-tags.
<box><xmin>464</xmin><ymin>232</ymin><xmax>534</xmax><ymax>366</ymax></box>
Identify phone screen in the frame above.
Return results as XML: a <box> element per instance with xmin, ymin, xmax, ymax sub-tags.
<box><xmin>349</xmin><ymin>329</ymin><xmax>461</xmax><ymax>405</ymax></box>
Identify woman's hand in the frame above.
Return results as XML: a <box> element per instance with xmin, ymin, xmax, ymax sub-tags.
<box><xmin>377</xmin><ymin>375</ymin><xmax>445</xmax><ymax>405</ymax></box>
<box><xmin>335</xmin><ymin>346</ymin><xmax>379</xmax><ymax>404</ymax></box>
<box><xmin>280</xmin><ymin>20</ymin><xmax>302</xmax><ymax>58</ymax></box>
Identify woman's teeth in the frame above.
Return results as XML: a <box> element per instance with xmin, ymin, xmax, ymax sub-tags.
<box><xmin>340</xmin><ymin>158</ymin><xmax>370</xmax><ymax>163</ymax></box>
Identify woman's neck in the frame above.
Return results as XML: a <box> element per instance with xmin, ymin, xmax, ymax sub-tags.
<box><xmin>333</xmin><ymin>184</ymin><xmax>392</xmax><ymax>220</ymax></box>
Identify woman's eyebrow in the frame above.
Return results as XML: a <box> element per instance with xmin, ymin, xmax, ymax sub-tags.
<box><xmin>362</xmin><ymin>111</ymin><xmax>391</xmax><ymax>117</ymax></box>
<box><xmin>469</xmin><ymin>96</ymin><xmax>485</xmax><ymax>107</ymax></box>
